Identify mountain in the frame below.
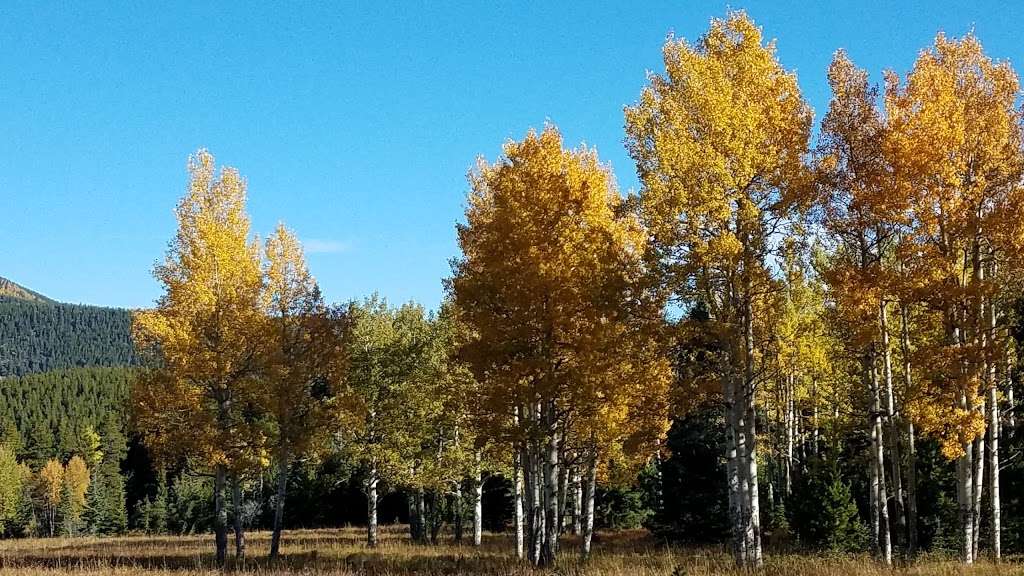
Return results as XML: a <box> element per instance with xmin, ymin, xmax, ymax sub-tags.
<box><xmin>0</xmin><ymin>277</ymin><xmax>137</xmax><ymax>377</ymax></box>
<box><xmin>0</xmin><ymin>276</ymin><xmax>54</xmax><ymax>303</ymax></box>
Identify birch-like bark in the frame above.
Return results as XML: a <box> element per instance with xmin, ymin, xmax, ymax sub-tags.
<box><xmin>513</xmin><ymin>447</ymin><xmax>524</xmax><ymax>559</ymax></box>
<box><xmin>539</xmin><ymin>401</ymin><xmax>560</xmax><ymax>565</ymax></box>
<box><xmin>742</xmin><ymin>290</ymin><xmax>762</xmax><ymax>568</ymax></box>
<box><xmin>972</xmin><ymin>403</ymin><xmax>985</xmax><ymax>560</ymax></box>
<box><xmin>989</xmin><ymin>376</ymin><xmax>1001</xmax><ymax>560</ymax></box>
<box><xmin>472</xmin><ymin>452</ymin><xmax>483</xmax><ymax>547</ymax></box>
<box><xmin>572</xmin><ymin>469</ymin><xmax>583</xmax><ymax>535</ymax></box>
<box><xmin>557</xmin><ymin>450</ymin><xmax>569</xmax><ymax>536</ymax></box>
<box><xmin>880</xmin><ymin>301</ymin><xmax>906</xmax><ymax>547</ymax></box>
<box><xmin>900</xmin><ymin>302</ymin><xmax>919</xmax><ymax>555</ymax></box>
<box><xmin>581</xmin><ymin>450</ymin><xmax>597</xmax><ymax>560</ymax></box>
<box><xmin>868</xmin><ymin>356</ymin><xmax>892</xmax><ymax>564</ymax></box>
<box><xmin>366</xmin><ymin>461</ymin><xmax>379</xmax><ymax>548</ymax></box>
<box><xmin>724</xmin><ymin>372</ymin><xmax>744</xmax><ymax>566</ymax></box>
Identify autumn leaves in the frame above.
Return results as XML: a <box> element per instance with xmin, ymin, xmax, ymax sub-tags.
<box><xmin>130</xmin><ymin>9</ymin><xmax>1023</xmax><ymax>570</ymax></box>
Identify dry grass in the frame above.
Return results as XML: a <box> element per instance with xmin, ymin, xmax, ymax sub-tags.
<box><xmin>0</xmin><ymin>527</ymin><xmax>1017</xmax><ymax>575</ymax></box>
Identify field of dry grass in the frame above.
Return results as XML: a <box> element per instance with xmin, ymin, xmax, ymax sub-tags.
<box><xmin>0</xmin><ymin>527</ymin><xmax>1017</xmax><ymax>575</ymax></box>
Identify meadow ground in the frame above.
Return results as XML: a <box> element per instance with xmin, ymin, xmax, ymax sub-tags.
<box><xmin>0</xmin><ymin>527</ymin><xmax>1017</xmax><ymax>575</ymax></box>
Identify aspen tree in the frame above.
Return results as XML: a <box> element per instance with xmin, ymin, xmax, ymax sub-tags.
<box><xmin>885</xmin><ymin>32</ymin><xmax>1024</xmax><ymax>564</ymax></box>
<box><xmin>625</xmin><ymin>12</ymin><xmax>811</xmax><ymax>567</ymax></box>
<box><xmin>451</xmin><ymin>125</ymin><xmax>660</xmax><ymax>565</ymax></box>
<box><xmin>132</xmin><ymin>150</ymin><xmax>267</xmax><ymax>565</ymax></box>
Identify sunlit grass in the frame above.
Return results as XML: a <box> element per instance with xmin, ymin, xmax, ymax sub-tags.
<box><xmin>0</xmin><ymin>527</ymin><xmax>1016</xmax><ymax>575</ymax></box>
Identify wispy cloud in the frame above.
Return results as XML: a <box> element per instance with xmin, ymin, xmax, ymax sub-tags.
<box><xmin>303</xmin><ymin>239</ymin><xmax>352</xmax><ymax>255</ymax></box>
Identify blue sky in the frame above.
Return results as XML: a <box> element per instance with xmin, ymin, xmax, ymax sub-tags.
<box><xmin>2</xmin><ymin>1</ymin><xmax>1022</xmax><ymax>309</ymax></box>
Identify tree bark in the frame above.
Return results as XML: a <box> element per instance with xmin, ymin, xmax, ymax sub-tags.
<box><xmin>539</xmin><ymin>401</ymin><xmax>560</xmax><ymax>566</ymax></box>
<box><xmin>742</xmin><ymin>289</ymin><xmax>763</xmax><ymax>568</ymax></box>
<box><xmin>581</xmin><ymin>450</ymin><xmax>597</xmax><ymax>560</ymax></box>
<box><xmin>868</xmin><ymin>354</ymin><xmax>892</xmax><ymax>564</ymax></box>
<box><xmin>880</xmin><ymin>301</ymin><xmax>906</xmax><ymax>549</ymax></box>
<box><xmin>231</xmin><ymin>474</ymin><xmax>245</xmax><ymax>561</ymax></box>
<box><xmin>453</xmin><ymin>484</ymin><xmax>463</xmax><ymax>543</ymax></box>
<box><xmin>471</xmin><ymin>452</ymin><xmax>483</xmax><ymax>547</ymax></box>
<box><xmin>900</xmin><ymin>302</ymin><xmax>919</xmax><ymax>555</ymax></box>
<box><xmin>972</xmin><ymin>403</ymin><xmax>985</xmax><ymax>560</ymax></box>
<box><xmin>989</xmin><ymin>371</ymin><xmax>1001</xmax><ymax>560</ymax></box>
<box><xmin>513</xmin><ymin>446</ymin><xmax>524</xmax><ymax>559</ymax></box>
<box><xmin>269</xmin><ymin>454</ymin><xmax>289</xmax><ymax>560</ymax></box>
<box><xmin>366</xmin><ymin>461</ymin><xmax>379</xmax><ymax>548</ymax></box>
<box><xmin>724</xmin><ymin>373</ymin><xmax>745</xmax><ymax>566</ymax></box>
<box><xmin>214</xmin><ymin>465</ymin><xmax>228</xmax><ymax>565</ymax></box>
<box><xmin>572</xmin><ymin>469</ymin><xmax>583</xmax><ymax>535</ymax></box>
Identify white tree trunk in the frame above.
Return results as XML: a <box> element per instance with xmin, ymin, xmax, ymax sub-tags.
<box><xmin>581</xmin><ymin>450</ymin><xmax>597</xmax><ymax>560</ymax></box>
<box><xmin>366</xmin><ymin>462</ymin><xmax>378</xmax><ymax>548</ymax></box>
<box><xmin>513</xmin><ymin>444</ymin><xmax>524</xmax><ymax>559</ymax></box>
<box><xmin>990</xmin><ymin>378</ymin><xmax>1001</xmax><ymax>560</ymax></box>
<box><xmin>472</xmin><ymin>452</ymin><xmax>483</xmax><ymax>547</ymax></box>
<box><xmin>540</xmin><ymin>401</ymin><xmax>560</xmax><ymax>565</ymax></box>
<box><xmin>880</xmin><ymin>302</ymin><xmax>906</xmax><ymax>547</ymax></box>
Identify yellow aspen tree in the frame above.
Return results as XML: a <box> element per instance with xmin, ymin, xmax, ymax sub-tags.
<box><xmin>885</xmin><ymin>32</ymin><xmax>1024</xmax><ymax>564</ymax></box>
<box><xmin>36</xmin><ymin>459</ymin><xmax>63</xmax><ymax>537</ymax></box>
<box><xmin>262</xmin><ymin>223</ymin><xmax>343</xmax><ymax>560</ymax></box>
<box><xmin>450</xmin><ymin>125</ymin><xmax>659</xmax><ymax>565</ymax></box>
<box><xmin>625</xmin><ymin>11</ymin><xmax>812</xmax><ymax>568</ymax></box>
<box><xmin>816</xmin><ymin>51</ymin><xmax>899</xmax><ymax>563</ymax></box>
<box><xmin>132</xmin><ymin>149</ymin><xmax>267</xmax><ymax>565</ymax></box>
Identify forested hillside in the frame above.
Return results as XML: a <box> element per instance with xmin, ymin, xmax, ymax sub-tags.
<box><xmin>0</xmin><ymin>296</ymin><xmax>137</xmax><ymax>377</ymax></box>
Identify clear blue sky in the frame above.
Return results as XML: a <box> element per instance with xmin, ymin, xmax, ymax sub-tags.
<box><xmin>2</xmin><ymin>2</ymin><xmax>1021</xmax><ymax>309</ymax></box>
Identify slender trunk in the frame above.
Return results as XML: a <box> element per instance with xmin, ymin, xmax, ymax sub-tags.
<box><xmin>785</xmin><ymin>373</ymin><xmax>794</xmax><ymax>496</ymax></box>
<box><xmin>540</xmin><ymin>401</ymin><xmax>560</xmax><ymax>566</ymax></box>
<box><xmin>900</xmin><ymin>302</ymin><xmax>919</xmax><ymax>555</ymax></box>
<box><xmin>472</xmin><ymin>452</ymin><xmax>483</xmax><ymax>547</ymax></box>
<box><xmin>725</xmin><ymin>373</ymin><xmax>745</xmax><ymax>566</ymax></box>
<box><xmin>868</xmin><ymin>354</ymin><xmax>892</xmax><ymax>564</ymax></box>
<box><xmin>269</xmin><ymin>453</ymin><xmax>289</xmax><ymax>560</ymax></box>
<box><xmin>958</xmin><ymin>436</ymin><xmax>975</xmax><ymax>564</ymax></box>
<box><xmin>880</xmin><ymin>302</ymin><xmax>906</xmax><ymax>549</ymax></box>
<box><xmin>214</xmin><ymin>465</ymin><xmax>228</xmax><ymax>565</ymax></box>
<box><xmin>572</xmin><ymin>469</ymin><xmax>583</xmax><ymax>535</ymax></box>
<box><xmin>742</xmin><ymin>290</ymin><xmax>762</xmax><ymax>568</ymax></box>
<box><xmin>581</xmin><ymin>450</ymin><xmax>597</xmax><ymax>560</ymax></box>
<box><xmin>972</xmin><ymin>404</ymin><xmax>985</xmax><ymax>560</ymax></box>
<box><xmin>416</xmin><ymin>486</ymin><xmax>426</xmax><ymax>543</ymax></box>
<box><xmin>989</xmin><ymin>369</ymin><xmax>1001</xmax><ymax>560</ymax></box>
<box><xmin>231</xmin><ymin>475</ymin><xmax>245</xmax><ymax>561</ymax></box>
<box><xmin>557</xmin><ymin>450</ymin><xmax>569</xmax><ymax>535</ymax></box>
<box><xmin>812</xmin><ymin>378</ymin><xmax>819</xmax><ymax>457</ymax></box>
<box><xmin>366</xmin><ymin>461</ymin><xmax>379</xmax><ymax>548</ymax></box>
<box><xmin>453</xmin><ymin>484</ymin><xmax>463</xmax><ymax>543</ymax></box>
<box><xmin>514</xmin><ymin>446</ymin><xmax>524</xmax><ymax>559</ymax></box>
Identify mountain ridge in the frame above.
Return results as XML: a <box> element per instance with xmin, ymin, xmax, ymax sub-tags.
<box><xmin>0</xmin><ymin>276</ymin><xmax>55</xmax><ymax>304</ymax></box>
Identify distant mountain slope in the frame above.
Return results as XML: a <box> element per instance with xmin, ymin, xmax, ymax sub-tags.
<box><xmin>0</xmin><ymin>295</ymin><xmax>138</xmax><ymax>377</ymax></box>
<box><xmin>0</xmin><ymin>276</ymin><xmax>54</xmax><ymax>304</ymax></box>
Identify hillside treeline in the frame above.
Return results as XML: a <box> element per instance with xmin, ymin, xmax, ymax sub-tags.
<box><xmin>0</xmin><ymin>298</ymin><xmax>137</xmax><ymax>377</ymax></box>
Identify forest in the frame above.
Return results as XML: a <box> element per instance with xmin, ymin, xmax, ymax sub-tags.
<box><xmin>2</xmin><ymin>10</ymin><xmax>1024</xmax><ymax>576</ymax></box>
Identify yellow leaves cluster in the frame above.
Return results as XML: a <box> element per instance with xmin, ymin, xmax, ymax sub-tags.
<box><xmin>452</xmin><ymin>124</ymin><xmax>669</xmax><ymax>465</ymax></box>
<box><xmin>133</xmin><ymin>150</ymin><xmax>339</xmax><ymax>475</ymax></box>
<box><xmin>626</xmin><ymin>10</ymin><xmax>811</xmax><ymax>286</ymax></box>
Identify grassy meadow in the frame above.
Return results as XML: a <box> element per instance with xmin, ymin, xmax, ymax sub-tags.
<box><xmin>0</xmin><ymin>527</ymin><xmax>1017</xmax><ymax>576</ymax></box>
